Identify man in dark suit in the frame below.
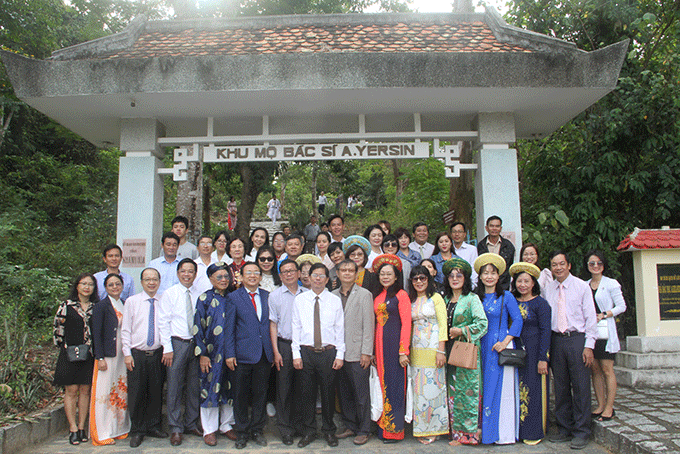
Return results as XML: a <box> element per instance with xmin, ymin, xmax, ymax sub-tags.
<box><xmin>477</xmin><ymin>215</ymin><xmax>515</xmax><ymax>290</ymax></box>
<box><xmin>225</xmin><ymin>262</ymin><xmax>274</xmax><ymax>449</ymax></box>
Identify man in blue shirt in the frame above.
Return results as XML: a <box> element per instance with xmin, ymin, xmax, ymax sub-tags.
<box><xmin>148</xmin><ymin>232</ymin><xmax>181</xmax><ymax>295</ymax></box>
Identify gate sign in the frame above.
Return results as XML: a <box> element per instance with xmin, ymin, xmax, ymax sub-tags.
<box><xmin>203</xmin><ymin>142</ymin><xmax>430</xmax><ymax>162</ymax></box>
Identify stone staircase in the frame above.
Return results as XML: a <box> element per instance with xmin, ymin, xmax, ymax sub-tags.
<box><xmin>249</xmin><ymin>219</ymin><xmax>288</xmax><ymax>238</ymax></box>
<box><xmin>614</xmin><ymin>336</ymin><xmax>680</xmax><ymax>387</ymax></box>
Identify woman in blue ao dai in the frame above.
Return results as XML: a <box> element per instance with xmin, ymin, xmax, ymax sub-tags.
<box><xmin>474</xmin><ymin>253</ymin><xmax>523</xmax><ymax>445</ymax></box>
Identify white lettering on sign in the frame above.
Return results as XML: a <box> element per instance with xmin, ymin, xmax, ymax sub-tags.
<box><xmin>202</xmin><ymin>142</ymin><xmax>429</xmax><ymax>162</ymax></box>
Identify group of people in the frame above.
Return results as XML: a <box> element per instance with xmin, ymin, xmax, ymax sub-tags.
<box><xmin>52</xmin><ymin>214</ymin><xmax>626</xmax><ymax>449</ymax></box>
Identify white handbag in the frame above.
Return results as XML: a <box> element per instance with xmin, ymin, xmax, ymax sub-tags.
<box><xmin>597</xmin><ymin>319</ymin><xmax>609</xmax><ymax>340</ymax></box>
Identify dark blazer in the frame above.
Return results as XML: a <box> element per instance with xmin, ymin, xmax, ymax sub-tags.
<box><xmin>225</xmin><ymin>287</ymin><xmax>274</xmax><ymax>365</ymax></box>
<box><xmin>91</xmin><ymin>296</ymin><xmax>122</xmax><ymax>359</ymax></box>
<box><xmin>477</xmin><ymin>235</ymin><xmax>516</xmax><ymax>290</ymax></box>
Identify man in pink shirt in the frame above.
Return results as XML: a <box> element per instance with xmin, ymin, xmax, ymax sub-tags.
<box><xmin>542</xmin><ymin>251</ymin><xmax>597</xmax><ymax>450</ymax></box>
<box><xmin>121</xmin><ymin>268</ymin><xmax>168</xmax><ymax>448</ymax></box>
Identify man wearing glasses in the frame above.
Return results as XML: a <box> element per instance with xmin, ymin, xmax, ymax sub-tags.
<box><xmin>268</xmin><ymin>260</ymin><xmax>305</xmax><ymax>445</ymax></box>
<box><xmin>291</xmin><ymin>263</ymin><xmax>345</xmax><ymax>448</ymax></box>
<box><xmin>450</xmin><ymin>222</ymin><xmax>478</xmax><ymax>288</ymax></box>
<box><xmin>332</xmin><ymin>260</ymin><xmax>374</xmax><ymax>445</ymax></box>
<box><xmin>225</xmin><ymin>262</ymin><xmax>274</xmax><ymax>449</ymax></box>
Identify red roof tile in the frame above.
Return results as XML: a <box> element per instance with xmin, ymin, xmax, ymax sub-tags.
<box><xmin>97</xmin><ymin>21</ymin><xmax>531</xmax><ymax>60</ymax></box>
<box><xmin>617</xmin><ymin>228</ymin><xmax>680</xmax><ymax>251</ymax></box>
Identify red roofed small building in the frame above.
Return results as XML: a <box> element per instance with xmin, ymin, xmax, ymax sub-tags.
<box><xmin>615</xmin><ymin>227</ymin><xmax>680</xmax><ymax>387</ymax></box>
<box><xmin>1</xmin><ymin>8</ymin><xmax>628</xmax><ymax>289</ymax></box>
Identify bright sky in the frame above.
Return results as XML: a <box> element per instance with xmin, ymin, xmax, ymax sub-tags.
<box><xmin>373</xmin><ymin>0</ymin><xmax>507</xmax><ymax>14</ymax></box>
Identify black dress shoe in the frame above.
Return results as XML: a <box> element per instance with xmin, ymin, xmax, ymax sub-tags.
<box><xmin>77</xmin><ymin>429</ymin><xmax>88</xmax><ymax>442</ymax></box>
<box><xmin>235</xmin><ymin>437</ymin><xmax>248</xmax><ymax>449</ymax></box>
<box><xmin>252</xmin><ymin>432</ymin><xmax>268</xmax><ymax>446</ymax></box>
<box><xmin>282</xmin><ymin>435</ymin><xmax>294</xmax><ymax>445</ymax></box>
<box><xmin>129</xmin><ymin>434</ymin><xmax>144</xmax><ymax>448</ymax></box>
<box><xmin>298</xmin><ymin>434</ymin><xmax>316</xmax><ymax>448</ymax></box>
<box><xmin>325</xmin><ymin>433</ymin><xmax>339</xmax><ymax>447</ymax></box>
<box><xmin>147</xmin><ymin>429</ymin><xmax>168</xmax><ymax>438</ymax></box>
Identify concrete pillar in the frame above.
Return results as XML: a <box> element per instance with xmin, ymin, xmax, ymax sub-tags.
<box><xmin>117</xmin><ymin>118</ymin><xmax>165</xmax><ymax>290</ymax></box>
<box><xmin>474</xmin><ymin>113</ymin><xmax>521</xmax><ymax>260</ymax></box>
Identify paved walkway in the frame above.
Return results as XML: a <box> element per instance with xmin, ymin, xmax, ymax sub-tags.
<box><xmin>594</xmin><ymin>385</ymin><xmax>680</xmax><ymax>453</ymax></box>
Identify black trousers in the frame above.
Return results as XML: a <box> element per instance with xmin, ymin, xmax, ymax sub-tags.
<box><xmin>275</xmin><ymin>338</ymin><xmax>301</xmax><ymax>437</ymax></box>
<box><xmin>232</xmin><ymin>352</ymin><xmax>271</xmax><ymax>437</ymax></box>
<box><xmin>550</xmin><ymin>332</ymin><xmax>592</xmax><ymax>440</ymax></box>
<box><xmin>128</xmin><ymin>348</ymin><xmax>164</xmax><ymax>435</ymax></box>
<box><xmin>299</xmin><ymin>347</ymin><xmax>337</xmax><ymax>435</ymax></box>
<box><xmin>337</xmin><ymin>360</ymin><xmax>371</xmax><ymax>435</ymax></box>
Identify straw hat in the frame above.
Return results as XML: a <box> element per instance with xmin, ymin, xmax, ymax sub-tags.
<box><xmin>473</xmin><ymin>252</ymin><xmax>506</xmax><ymax>275</ymax></box>
<box><xmin>295</xmin><ymin>254</ymin><xmax>322</xmax><ymax>265</ymax></box>
<box><xmin>508</xmin><ymin>262</ymin><xmax>541</xmax><ymax>279</ymax></box>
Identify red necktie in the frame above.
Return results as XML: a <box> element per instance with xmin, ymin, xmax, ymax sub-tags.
<box><xmin>249</xmin><ymin>292</ymin><xmax>257</xmax><ymax>313</ymax></box>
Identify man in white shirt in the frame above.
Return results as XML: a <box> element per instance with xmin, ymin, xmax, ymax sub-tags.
<box><xmin>194</xmin><ymin>235</ymin><xmax>214</xmax><ymax>295</ymax></box>
<box><xmin>450</xmin><ymin>221</ymin><xmax>478</xmax><ymax>287</ymax></box>
<box><xmin>317</xmin><ymin>191</ymin><xmax>327</xmax><ymax>216</ymax></box>
<box><xmin>292</xmin><ymin>263</ymin><xmax>345</xmax><ymax>448</ymax></box>
<box><xmin>269</xmin><ymin>259</ymin><xmax>305</xmax><ymax>445</ymax></box>
<box><xmin>328</xmin><ymin>214</ymin><xmax>346</xmax><ymax>244</ymax></box>
<box><xmin>158</xmin><ymin>258</ymin><xmax>202</xmax><ymax>446</ymax></box>
<box><xmin>121</xmin><ymin>268</ymin><xmax>168</xmax><ymax>448</ymax></box>
<box><xmin>409</xmin><ymin>222</ymin><xmax>434</xmax><ymax>259</ymax></box>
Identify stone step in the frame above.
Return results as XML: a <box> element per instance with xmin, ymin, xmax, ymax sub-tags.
<box><xmin>614</xmin><ymin>365</ymin><xmax>680</xmax><ymax>387</ymax></box>
<box><xmin>625</xmin><ymin>335</ymin><xmax>680</xmax><ymax>353</ymax></box>
<box><xmin>248</xmin><ymin>220</ymin><xmax>289</xmax><ymax>239</ymax></box>
<box><xmin>616</xmin><ymin>350</ymin><xmax>680</xmax><ymax>370</ymax></box>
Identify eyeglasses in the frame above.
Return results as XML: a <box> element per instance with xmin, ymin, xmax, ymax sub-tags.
<box><xmin>199</xmin><ymin>241</ymin><xmax>213</xmax><ymax>246</ymax></box>
<box><xmin>311</xmin><ymin>273</ymin><xmax>327</xmax><ymax>279</ymax></box>
<box><xmin>448</xmin><ymin>272</ymin><xmax>464</xmax><ymax>279</ymax></box>
<box><xmin>243</xmin><ymin>270</ymin><xmax>261</xmax><ymax>276</ymax></box>
<box><xmin>383</xmin><ymin>241</ymin><xmax>398</xmax><ymax>248</ymax></box>
<box><xmin>588</xmin><ymin>261</ymin><xmax>603</xmax><ymax>267</ymax></box>
<box><xmin>258</xmin><ymin>256</ymin><xmax>275</xmax><ymax>262</ymax></box>
<box><xmin>215</xmin><ymin>240</ymin><xmax>227</xmax><ymax>245</ymax></box>
<box><xmin>280</xmin><ymin>269</ymin><xmax>298</xmax><ymax>275</ymax></box>
<box><xmin>106</xmin><ymin>281</ymin><xmax>122</xmax><ymax>287</ymax></box>
<box><xmin>411</xmin><ymin>275</ymin><xmax>428</xmax><ymax>283</ymax></box>
<box><xmin>213</xmin><ymin>274</ymin><xmax>230</xmax><ymax>281</ymax></box>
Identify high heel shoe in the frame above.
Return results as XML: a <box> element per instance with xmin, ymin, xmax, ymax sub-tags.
<box><xmin>78</xmin><ymin>429</ymin><xmax>88</xmax><ymax>442</ymax></box>
<box><xmin>69</xmin><ymin>431</ymin><xmax>80</xmax><ymax>445</ymax></box>
<box><xmin>597</xmin><ymin>409</ymin><xmax>616</xmax><ymax>421</ymax></box>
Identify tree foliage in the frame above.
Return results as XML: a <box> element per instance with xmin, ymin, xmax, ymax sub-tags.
<box><xmin>509</xmin><ymin>0</ymin><xmax>680</xmax><ymax>335</ymax></box>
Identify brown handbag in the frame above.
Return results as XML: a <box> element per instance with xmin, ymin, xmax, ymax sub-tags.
<box><xmin>448</xmin><ymin>326</ymin><xmax>478</xmax><ymax>369</ymax></box>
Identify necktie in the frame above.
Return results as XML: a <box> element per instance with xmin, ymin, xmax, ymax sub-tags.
<box><xmin>557</xmin><ymin>283</ymin><xmax>568</xmax><ymax>333</ymax></box>
<box><xmin>249</xmin><ymin>292</ymin><xmax>258</xmax><ymax>319</ymax></box>
<box><xmin>147</xmin><ymin>298</ymin><xmax>155</xmax><ymax>347</ymax></box>
<box><xmin>419</xmin><ymin>245</ymin><xmax>424</xmax><ymax>258</ymax></box>
<box><xmin>185</xmin><ymin>289</ymin><xmax>194</xmax><ymax>335</ymax></box>
<box><xmin>314</xmin><ymin>296</ymin><xmax>322</xmax><ymax>348</ymax></box>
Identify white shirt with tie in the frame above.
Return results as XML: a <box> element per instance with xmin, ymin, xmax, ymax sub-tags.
<box><xmin>291</xmin><ymin>288</ymin><xmax>345</xmax><ymax>361</ymax></box>
<box><xmin>409</xmin><ymin>241</ymin><xmax>434</xmax><ymax>260</ymax></box>
<box><xmin>158</xmin><ymin>282</ymin><xmax>203</xmax><ymax>353</ymax></box>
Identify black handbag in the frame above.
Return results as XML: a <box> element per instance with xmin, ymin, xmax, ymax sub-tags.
<box><xmin>66</xmin><ymin>344</ymin><xmax>89</xmax><ymax>362</ymax></box>
<box><xmin>496</xmin><ymin>295</ymin><xmax>526</xmax><ymax>368</ymax></box>
<box><xmin>498</xmin><ymin>348</ymin><xmax>526</xmax><ymax>367</ymax></box>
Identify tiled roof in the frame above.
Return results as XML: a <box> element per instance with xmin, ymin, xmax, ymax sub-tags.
<box><xmin>98</xmin><ymin>21</ymin><xmax>532</xmax><ymax>60</ymax></box>
<box><xmin>617</xmin><ymin>228</ymin><xmax>680</xmax><ymax>251</ymax></box>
